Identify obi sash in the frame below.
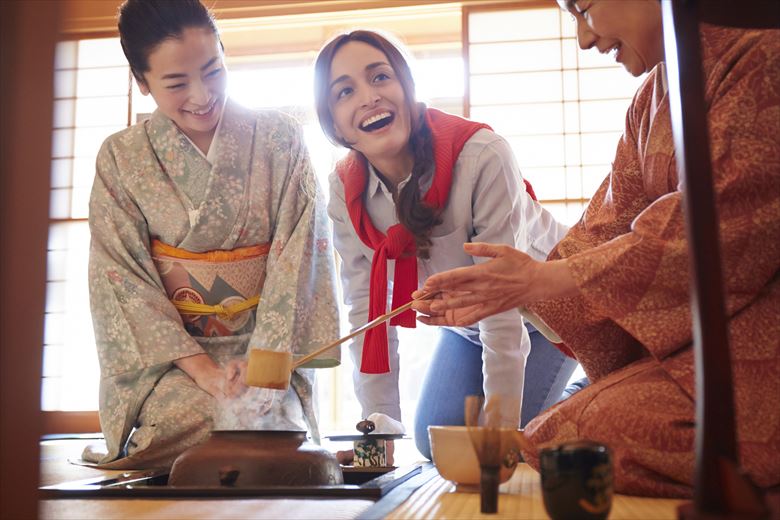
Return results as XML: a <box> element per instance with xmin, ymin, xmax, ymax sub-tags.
<box><xmin>151</xmin><ymin>239</ymin><xmax>270</xmax><ymax>337</ymax></box>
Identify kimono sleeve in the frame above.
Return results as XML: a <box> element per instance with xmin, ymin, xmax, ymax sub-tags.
<box><xmin>565</xmin><ymin>50</ymin><xmax>780</xmax><ymax>360</ymax></box>
<box><xmin>89</xmin><ymin>137</ymin><xmax>206</xmax><ymax>462</ymax></box>
<box><xmin>248</xmin><ymin>117</ymin><xmax>340</xmax><ymax>367</ymax></box>
<box><xmin>89</xmin><ymin>138</ymin><xmax>206</xmax><ymax>380</ymax></box>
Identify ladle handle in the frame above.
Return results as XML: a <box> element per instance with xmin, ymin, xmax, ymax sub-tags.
<box><xmin>293</xmin><ymin>292</ymin><xmax>436</xmax><ymax>368</ymax></box>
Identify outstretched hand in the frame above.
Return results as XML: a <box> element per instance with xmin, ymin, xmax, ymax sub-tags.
<box><xmin>412</xmin><ymin>242</ymin><xmax>574</xmax><ymax>326</ymax></box>
<box><xmin>412</xmin><ymin>290</ymin><xmax>489</xmax><ymax>327</ymax></box>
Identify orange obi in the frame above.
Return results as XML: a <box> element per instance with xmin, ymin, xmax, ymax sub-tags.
<box><xmin>151</xmin><ymin>239</ymin><xmax>270</xmax><ymax>337</ymax></box>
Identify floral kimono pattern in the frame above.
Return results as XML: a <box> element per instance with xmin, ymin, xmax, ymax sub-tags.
<box><xmin>86</xmin><ymin>100</ymin><xmax>340</xmax><ymax>468</ymax></box>
<box><xmin>525</xmin><ymin>26</ymin><xmax>780</xmax><ymax>497</ymax></box>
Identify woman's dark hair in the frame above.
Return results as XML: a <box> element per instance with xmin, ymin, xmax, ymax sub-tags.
<box><xmin>117</xmin><ymin>0</ymin><xmax>220</xmax><ymax>83</ymax></box>
<box><xmin>313</xmin><ymin>30</ymin><xmax>439</xmax><ymax>258</ymax></box>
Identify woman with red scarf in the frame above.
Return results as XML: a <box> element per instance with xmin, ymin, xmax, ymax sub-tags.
<box><xmin>313</xmin><ymin>30</ymin><xmax>577</xmax><ymax>460</ymax></box>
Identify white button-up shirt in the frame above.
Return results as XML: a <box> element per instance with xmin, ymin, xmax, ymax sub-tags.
<box><xmin>328</xmin><ymin>128</ymin><xmax>569</xmax><ymax>421</ymax></box>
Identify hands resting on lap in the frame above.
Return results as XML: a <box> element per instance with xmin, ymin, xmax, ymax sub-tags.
<box><xmin>174</xmin><ymin>354</ymin><xmax>247</xmax><ymax>400</ymax></box>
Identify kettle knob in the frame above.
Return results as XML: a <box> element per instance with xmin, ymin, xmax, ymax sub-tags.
<box><xmin>218</xmin><ymin>466</ymin><xmax>240</xmax><ymax>486</ymax></box>
<box><xmin>356</xmin><ymin>419</ymin><xmax>376</xmax><ymax>434</ymax></box>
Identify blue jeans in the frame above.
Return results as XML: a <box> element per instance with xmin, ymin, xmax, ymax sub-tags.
<box><xmin>413</xmin><ymin>325</ymin><xmax>578</xmax><ymax>459</ymax></box>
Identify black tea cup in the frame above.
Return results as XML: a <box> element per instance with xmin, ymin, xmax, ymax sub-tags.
<box><xmin>539</xmin><ymin>440</ymin><xmax>613</xmax><ymax>520</ymax></box>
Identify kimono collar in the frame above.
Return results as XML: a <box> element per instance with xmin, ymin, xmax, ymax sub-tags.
<box><xmin>147</xmin><ymin>99</ymin><xmax>257</xmax><ymax>251</ymax></box>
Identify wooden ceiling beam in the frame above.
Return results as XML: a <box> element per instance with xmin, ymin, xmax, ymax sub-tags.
<box><xmin>60</xmin><ymin>0</ymin><xmax>524</xmax><ymax>38</ymax></box>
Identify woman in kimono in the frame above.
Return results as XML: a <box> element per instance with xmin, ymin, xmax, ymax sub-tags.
<box><xmin>415</xmin><ymin>0</ymin><xmax>780</xmax><ymax>497</ymax></box>
<box><xmin>83</xmin><ymin>0</ymin><xmax>339</xmax><ymax>469</ymax></box>
<box><xmin>313</xmin><ymin>30</ymin><xmax>578</xmax><ymax>461</ymax></box>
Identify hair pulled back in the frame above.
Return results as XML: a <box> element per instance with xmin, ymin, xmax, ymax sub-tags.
<box><xmin>117</xmin><ymin>0</ymin><xmax>219</xmax><ymax>83</ymax></box>
<box><xmin>314</xmin><ymin>30</ymin><xmax>440</xmax><ymax>258</ymax></box>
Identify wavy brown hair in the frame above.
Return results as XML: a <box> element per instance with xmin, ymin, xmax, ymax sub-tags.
<box><xmin>313</xmin><ymin>30</ymin><xmax>440</xmax><ymax>258</ymax></box>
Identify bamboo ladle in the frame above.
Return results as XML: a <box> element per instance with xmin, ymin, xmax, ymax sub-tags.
<box><xmin>246</xmin><ymin>293</ymin><xmax>437</xmax><ymax>390</ymax></box>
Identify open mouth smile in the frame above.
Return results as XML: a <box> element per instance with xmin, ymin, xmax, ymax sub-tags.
<box><xmin>604</xmin><ymin>43</ymin><xmax>622</xmax><ymax>61</ymax></box>
<box><xmin>183</xmin><ymin>98</ymin><xmax>218</xmax><ymax>117</ymax></box>
<box><xmin>359</xmin><ymin>111</ymin><xmax>394</xmax><ymax>132</ymax></box>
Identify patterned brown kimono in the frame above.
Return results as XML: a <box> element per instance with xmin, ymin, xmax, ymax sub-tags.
<box><xmin>526</xmin><ymin>25</ymin><xmax>780</xmax><ymax>497</ymax></box>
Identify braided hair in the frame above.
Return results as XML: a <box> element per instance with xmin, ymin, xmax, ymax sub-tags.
<box><xmin>314</xmin><ymin>30</ymin><xmax>441</xmax><ymax>258</ymax></box>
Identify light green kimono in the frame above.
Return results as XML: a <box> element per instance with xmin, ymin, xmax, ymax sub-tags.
<box><xmin>85</xmin><ymin>100</ymin><xmax>340</xmax><ymax>469</ymax></box>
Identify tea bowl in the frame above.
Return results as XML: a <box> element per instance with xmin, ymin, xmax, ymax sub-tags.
<box><xmin>428</xmin><ymin>425</ymin><xmax>523</xmax><ymax>492</ymax></box>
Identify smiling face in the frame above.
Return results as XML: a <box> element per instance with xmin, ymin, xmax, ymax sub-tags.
<box><xmin>138</xmin><ymin>26</ymin><xmax>227</xmax><ymax>144</ymax></box>
<box><xmin>564</xmin><ymin>0</ymin><xmax>664</xmax><ymax>76</ymax></box>
<box><xmin>327</xmin><ymin>40</ymin><xmax>414</xmax><ymax>167</ymax></box>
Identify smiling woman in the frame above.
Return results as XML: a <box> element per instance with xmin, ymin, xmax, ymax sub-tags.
<box><xmin>118</xmin><ymin>1</ymin><xmax>227</xmax><ymax>153</ymax></box>
<box><xmin>312</xmin><ymin>29</ymin><xmax>578</xmax><ymax>462</ymax></box>
<box><xmin>44</xmin><ymin>2</ymin><xmax>646</xmax><ymax>454</ymax></box>
<box><xmin>326</xmin><ymin>40</ymin><xmax>415</xmax><ymax>188</ymax></box>
<box><xmin>419</xmin><ymin>0</ymin><xmax>780</xmax><ymax>498</ymax></box>
<box><xmin>82</xmin><ymin>0</ymin><xmax>341</xmax><ymax>470</ymax></box>
<box><xmin>560</xmin><ymin>0</ymin><xmax>663</xmax><ymax>77</ymax></box>
<box><xmin>133</xmin><ymin>29</ymin><xmax>226</xmax><ymax>153</ymax></box>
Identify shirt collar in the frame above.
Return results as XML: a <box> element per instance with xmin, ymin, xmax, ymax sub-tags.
<box><xmin>366</xmin><ymin>162</ymin><xmax>384</xmax><ymax>197</ymax></box>
<box><xmin>365</xmin><ymin>161</ymin><xmax>434</xmax><ymax>199</ymax></box>
<box><xmin>366</xmin><ymin>162</ymin><xmax>408</xmax><ymax>199</ymax></box>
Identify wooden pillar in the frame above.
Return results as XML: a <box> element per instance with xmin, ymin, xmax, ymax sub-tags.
<box><xmin>0</xmin><ymin>1</ymin><xmax>61</xmax><ymax>518</ymax></box>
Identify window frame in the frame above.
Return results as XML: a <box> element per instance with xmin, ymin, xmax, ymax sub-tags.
<box><xmin>45</xmin><ymin>0</ymin><xmax>637</xmax><ymax>434</ymax></box>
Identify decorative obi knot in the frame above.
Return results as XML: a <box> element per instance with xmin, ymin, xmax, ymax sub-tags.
<box><xmin>151</xmin><ymin>239</ymin><xmax>270</xmax><ymax>337</ymax></box>
<box><xmin>170</xmin><ymin>295</ymin><xmax>261</xmax><ymax>321</ymax></box>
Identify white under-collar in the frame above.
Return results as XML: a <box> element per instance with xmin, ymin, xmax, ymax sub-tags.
<box><xmin>181</xmin><ymin>106</ymin><xmax>225</xmax><ymax>165</ymax></box>
<box><xmin>659</xmin><ymin>62</ymin><xmax>668</xmax><ymax>95</ymax></box>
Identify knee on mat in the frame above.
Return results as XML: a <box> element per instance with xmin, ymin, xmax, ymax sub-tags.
<box><xmin>413</xmin><ymin>419</ymin><xmax>433</xmax><ymax>460</ymax></box>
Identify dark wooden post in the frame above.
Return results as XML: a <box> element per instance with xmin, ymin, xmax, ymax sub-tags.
<box><xmin>0</xmin><ymin>1</ymin><xmax>61</xmax><ymax>519</ymax></box>
<box><xmin>661</xmin><ymin>0</ymin><xmax>776</xmax><ymax>517</ymax></box>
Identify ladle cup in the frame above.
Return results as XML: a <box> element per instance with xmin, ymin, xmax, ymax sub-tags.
<box><xmin>246</xmin><ymin>293</ymin><xmax>436</xmax><ymax>390</ymax></box>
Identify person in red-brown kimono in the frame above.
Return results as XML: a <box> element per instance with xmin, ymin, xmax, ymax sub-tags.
<box><xmin>413</xmin><ymin>0</ymin><xmax>780</xmax><ymax>498</ymax></box>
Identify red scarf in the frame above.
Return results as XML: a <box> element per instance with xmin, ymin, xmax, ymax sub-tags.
<box><xmin>337</xmin><ymin>108</ymin><xmax>536</xmax><ymax>373</ymax></box>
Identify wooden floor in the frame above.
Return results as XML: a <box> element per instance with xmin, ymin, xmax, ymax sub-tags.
<box><xmin>387</xmin><ymin>465</ymin><xmax>684</xmax><ymax>519</ymax></box>
<box><xmin>40</xmin><ymin>439</ymin><xmax>684</xmax><ymax>519</ymax></box>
